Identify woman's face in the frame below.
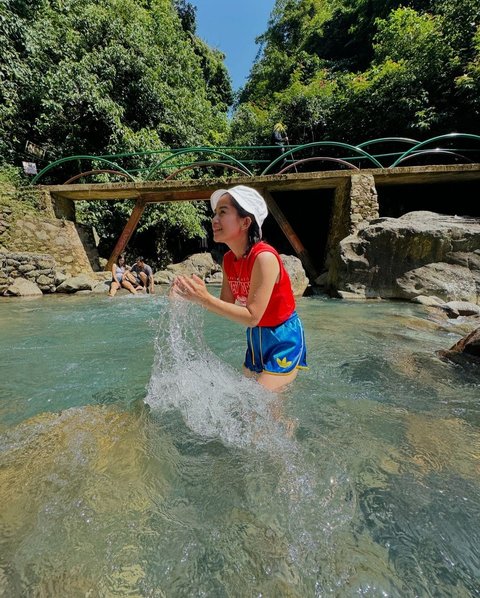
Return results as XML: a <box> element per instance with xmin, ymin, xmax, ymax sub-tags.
<box><xmin>118</xmin><ymin>256</ymin><xmax>125</xmax><ymax>265</ymax></box>
<box><xmin>211</xmin><ymin>194</ymin><xmax>250</xmax><ymax>244</ymax></box>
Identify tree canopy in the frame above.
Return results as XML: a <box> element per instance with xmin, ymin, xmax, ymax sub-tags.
<box><xmin>232</xmin><ymin>0</ymin><xmax>480</xmax><ymax>146</ymax></box>
<box><xmin>1</xmin><ymin>0</ymin><xmax>232</xmax><ymax>162</ymax></box>
<box><xmin>0</xmin><ymin>0</ymin><xmax>232</xmax><ymax>264</ymax></box>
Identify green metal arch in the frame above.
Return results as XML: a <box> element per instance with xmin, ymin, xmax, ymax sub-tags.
<box><xmin>393</xmin><ymin>149</ymin><xmax>471</xmax><ymax>166</ymax></box>
<box><xmin>30</xmin><ymin>135</ymin><xmax>480</xmax><ymax>185</ymax></box>
<box><xmin>63</xmin><ymin>169</ymin><xmax>136</xmax><ymax>184</ymax></box>
<box><xmin>32</xmin><ymin>155</ymin><xmax>133</xmax><ymax>185</ymax></box>
<box><xmin>164</xmin><ymin>161</ymin><xmax>251</xmax><ymax>181</ymax></box>
<box><xmin>356</xmin><ymin>136</ymin><xmax>419</xmax><ymax>149</ymax></box>
<box><xmin>276</xmin><ymin>156</ymin><xmax>359</xmax><ymax>174</ymax></box>
<box><xmin>261</xmin><ymin>141</ymin><xmax>383</xmax><ymax>175</ymax></box>
<box><xmin>145</xmin><ymin>147</ymin><xmax>253</xmax><ymax>180</ymax></box>
<box><xmin>390</xmin><ymin>133</ymin><xmax>480</xmax><ymax>168</ymax></box>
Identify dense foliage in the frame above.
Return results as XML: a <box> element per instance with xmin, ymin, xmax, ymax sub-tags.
<box><xmin>0</xmin><ymin>0</ymin><xmax>231</xmax><ymax>264</ymax></box>
<box><xmin>231</xmin><ymin>0</ymin><xmax>480</xmax><ymax>147</ymax></box>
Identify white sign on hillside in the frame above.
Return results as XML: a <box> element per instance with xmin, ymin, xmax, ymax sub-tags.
<box><xmin>22</xmin><ymin>161</ymin><xmax>38</xmax><ymax>175</ymax></box>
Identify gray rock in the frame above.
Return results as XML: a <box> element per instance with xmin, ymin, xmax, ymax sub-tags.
<box><xmin>153</xmin><ymin>270</ymin><xmax>175</xmax><ymax>285</ymax></box>
<box><xmin>396</xmin><ymin>263</ymin><xmax>477</xmax><ymax>302</ymax></box>
<box><xmin>54</xmin><ymin>270</ymin><xmax>68</xmax><ymax>286</ymax></box>
<box><xmin>330</xmin><ymin>211</ymin><xmax>480</xmax><ymax>302</ymax></box>
<box><xmin>18</xmin><ymin>263</ymin><xmax>35</xmax><ymax>274</ymax></box>
<box><xmin>411</xmin><ymin>295</ymin><xmax>446</xmax><ymax>307</ymax></box>
<box><xmin>56</xmin><ymin>274</ymin><xmax>96</xmax><ymax>293</ymax></box>
<box><xmin>91</xmin><ymin>280</ymin><xmax>111</xmax><ymax>294</ymax></box>
<box><xmin>154</xmin><ymin>253</ymin><xmax>221</xmax><ymax>285</ymax></box>
<box><xmin>441</xmin><ymin>301</ymin><xmax>480</xmax><ymax>318</ymax></box>
<box><xmin>280</xmin><ymin>254</ymin><xmax>309</xmax><ymax>297</ymax></box>
<box><xmin>4</xmin><ymin>277</ymin><xmax>43</xmax><ymax>297</ymax></box>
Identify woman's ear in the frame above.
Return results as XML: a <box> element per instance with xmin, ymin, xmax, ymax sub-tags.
<box><xmin>242</xmin><ymin>216</ymin><xmax>252</xmax><ymax>230</ymax></box>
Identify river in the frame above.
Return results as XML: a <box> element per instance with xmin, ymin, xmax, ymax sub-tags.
<box><xmin>0</xmin><ymin>292</ymin><xmax>479</xmax><ymax>596</ymax></box>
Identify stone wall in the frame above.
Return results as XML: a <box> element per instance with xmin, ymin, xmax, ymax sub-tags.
<box><xmin>0</xmin><ymin>185</ymin><xmax>99</xmax><ymax>276</ymax></box>
<box><xmin>0</xmin><ymin>251</ymin><xmax>57</xmax><ymax>294</ymax></box>
<box><xmin>349</xmin><ymin>173</ymin><xmax>379</xmax><ymax>230</ymax></box>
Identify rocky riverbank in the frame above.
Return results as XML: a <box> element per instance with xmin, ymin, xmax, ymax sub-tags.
<box><xmin>1</xmin><ymin>251</ymin><xmax>310</xmax><ymax>297</ymax></box>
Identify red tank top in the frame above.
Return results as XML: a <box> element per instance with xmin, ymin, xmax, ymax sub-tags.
<box><xmin>223</xmin><ymin>241</ymin><xmax>296</xmax><ymax>327</ymax></box>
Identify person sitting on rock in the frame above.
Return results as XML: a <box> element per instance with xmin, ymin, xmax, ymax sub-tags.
<box><xmin>108</xmin><ymin>254</ymin><xmax>138</xmax><ymax>297</ymax></box>
<box><xmin>124</xmin><ymin>256</ymin><xmax>154</xmax><ymax>294</ymax></box>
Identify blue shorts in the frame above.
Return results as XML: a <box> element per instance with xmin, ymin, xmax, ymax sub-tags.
<box><xmin>244</xmin><ymin>312</ymin><xmax>308</xmax><ymax>375</ymax></box>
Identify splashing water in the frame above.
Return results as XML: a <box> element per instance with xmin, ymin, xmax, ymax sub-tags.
<box><xmin>145</xmin><ymin>296</ymin><xmax>291</xmax><ymax>450</ymax></box>
<box><xmin>143</xmin><ymin>297</ymin><xmax>360</xmax><ymax>593</ymax></box>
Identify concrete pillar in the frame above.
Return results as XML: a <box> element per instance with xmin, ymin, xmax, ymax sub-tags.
<box><xmin>324</xmin><ymin>174</ymin><xmax>379</xmax><ymax>286</ymax></box>
<box><xmin>349</xmin><ymin>173</ymin><xmax>379</xmax><ymax>232</ymax></box>
<box><xmin>324</xmin><ymin>178</ymin><xmax>352</xmax><ymax>272</ymax></box>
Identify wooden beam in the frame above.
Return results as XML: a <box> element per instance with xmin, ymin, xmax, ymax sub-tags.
<box><xmin>106</xmin><ymin>197</ymin><xmax>147</xmax><ymax>271</ymax></box>
<box><xmin>263</xmin><ymin>190</ymin><xmax>319</xmax><ymax>281</ymax></box>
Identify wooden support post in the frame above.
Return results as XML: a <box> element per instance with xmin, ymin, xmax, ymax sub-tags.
<box><xmin>263</xmin><ymin>190</ymin><xmax>319</xmax><ymax>281</ymax></box>
<box><xmin>106</xmin><ymin>197</ymin><xmax>147</xmax><ymax>271</ymax></box>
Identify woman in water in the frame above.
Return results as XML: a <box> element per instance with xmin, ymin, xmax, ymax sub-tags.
<box><xmin>171</xmin><ymin>185</ymin><xmax>307</xmax><ymax>391</ymax></box>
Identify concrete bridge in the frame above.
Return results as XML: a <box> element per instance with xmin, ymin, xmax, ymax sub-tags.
<box><xmin>42</xmin><ymin>163</ymin><xmax>480</xmax><ymax>280</ymax></box>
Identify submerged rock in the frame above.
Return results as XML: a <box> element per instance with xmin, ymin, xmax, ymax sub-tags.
<box><xmin>0</xmin><ymin>405</ymin><xmax>158</xmax><ymax>593</ymax></box>
<box><xmin>437</xmin><ymin>326</ymin><xmax>480</xmax><ymax>365</ymax></box>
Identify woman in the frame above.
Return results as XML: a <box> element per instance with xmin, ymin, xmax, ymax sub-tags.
<box><xmin>108</xmin><ymin>254</ymin><xmax>137</xmax><ymax>297</ymax></box>
<box><xmin>171</xmin><ymin>185</ymin><xmax>307</xmax><ymax>391</ymax></box>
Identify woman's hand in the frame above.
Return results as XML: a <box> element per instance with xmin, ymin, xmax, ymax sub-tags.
<box><xmin>171</xmin><ymin>274</ymin><xmax>211</xmax><ymax>306</ymax></box>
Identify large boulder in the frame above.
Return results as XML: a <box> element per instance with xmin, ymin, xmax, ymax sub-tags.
<box><xmin>280</xmin><ymin>254</ymin><xmax>309</xmax><ymax>297</ymax></box>
<box><xmin>396</xmin><ymin>262</ymin><xmax>477</xmax><ymax>302</ymax></box>
<box><xmin>329</xmin><ymin>211</ymin><xmax>480</xmax><ymax>302</ymax></box>
<box><xmin>56</xmin><ymin>273</ymin><xmax>96</xmax><ymax>293</ymax></box>
<box><xmin>153</xmin><ymin>253</ymin><xmax>221</xmax><ymax>285</ymax></box>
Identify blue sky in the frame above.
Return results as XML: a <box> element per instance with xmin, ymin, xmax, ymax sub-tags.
<box><xmin>195</xmin><ymin>0</ymin><xmax>276</xmax><ymax>92</ymax></box>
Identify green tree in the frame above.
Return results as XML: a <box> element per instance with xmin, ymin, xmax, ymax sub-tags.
<box><xmin>233</xmin><ymin>0</ymin><xmax>480</xmax><ymax>148</ymax></box>
<box><xmin>1</xmin><ymin>0</ymin><xmax>233</xmax><ymax>262</ymax></box>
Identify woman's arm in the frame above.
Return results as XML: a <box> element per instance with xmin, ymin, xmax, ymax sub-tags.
<box><xmin>172</xmin><ymin>252</ymin><xmax>279</xmax><ymax>327</ymax></box>
<box><xmin>111</xmin><ymin>263</ymin><xmax>121</xmax><ymax>284</ymax></box>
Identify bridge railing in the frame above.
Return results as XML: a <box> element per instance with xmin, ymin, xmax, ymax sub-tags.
<box><xmin>31</xmin><ymin>133</ymin><xmax>480</xmax><ymax>185</ymax></box>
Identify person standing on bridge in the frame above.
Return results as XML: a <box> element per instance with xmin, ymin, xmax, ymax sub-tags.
<box><xmin>171</xmin><ymin>185</ymin><xmax>307</xmax><ymax>392</ymax></box>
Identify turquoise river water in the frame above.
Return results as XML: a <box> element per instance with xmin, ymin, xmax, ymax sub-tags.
<box><xmin>0</xmin><ymin>292</ymin><xmax>479</xmax><ymax>597</ymax></box>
